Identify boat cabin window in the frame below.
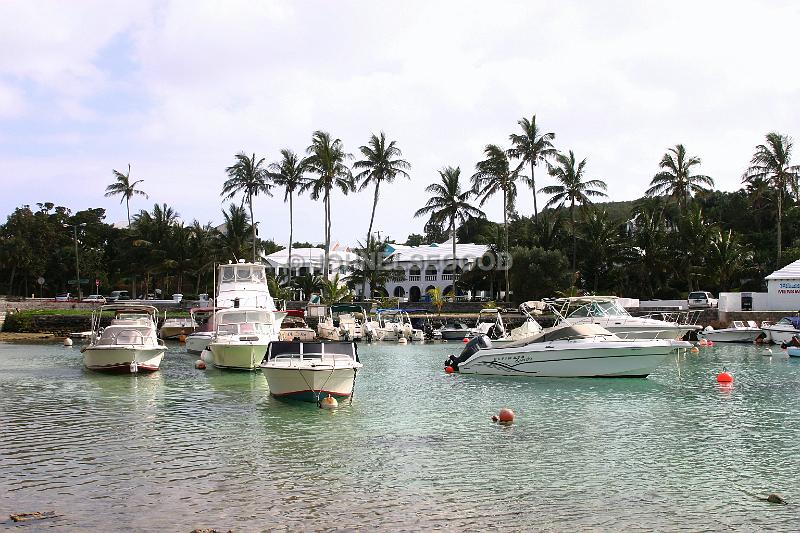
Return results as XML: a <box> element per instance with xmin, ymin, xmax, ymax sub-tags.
<box><xmin>218</xmin><ymin>310</ymin><xmax>271</xmax><ymax>325</ymax></box>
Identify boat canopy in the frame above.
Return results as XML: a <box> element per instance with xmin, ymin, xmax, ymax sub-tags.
<box><xmin>217</xmin><ymin>309</ymin><xmax>272</xmax><ymax>325</ymax></box>
<box><xmin>266</xmin><ymin>341</ymin><xmax>358</xmax><ymax>361</ymax></box>
<box><xmin>502</xmin><ymin>324</ymin><xmax>616</xmax><ymax>348</ymax></box>
<box><xmin>566</xmin><ymin>299</ymin><xmax>630</xmax><ymax>318</ymax></box>
<box><xmin>777</xmin><ymin>317</ymin><xmax>800</xmax><ymax>329</ymax></box>
<box><xmin>219</xmin><ymin>263</ymin><xmax>267</xmax><ymax>283</ymax></box>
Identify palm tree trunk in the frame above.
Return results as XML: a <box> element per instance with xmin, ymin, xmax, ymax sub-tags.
<box><xmin>126</xmin><ymin>197</ymin><xmax>131</xmax><ymax>227</ymax></box>
<box><xmin>249</xmin><ymin>192</ymin><xmax>257</xmax><ymax>262</ymax></box>
<box><xmin>323</xmin><ymin>189</ymin><xmax>330</xmax><ymax>278</ymax></box>
<box><xmin>363</xmin><ymin>183</ymin><xmax>380</xmax><ymax>298</ymax></box>
<box><xmin>288</xmin><ymin>192</ymin><xmax>293</xmax><ymax>287</ymax></box>
<box><xmin>504</xmin><ymin>189</ymin><xmax>510</xmax><ymax>303</ymax></box>
<box><xmin>530</xmin><ymin>162</ymin><xmax>537</xmax><ymax>219</ymax></box>
<box><xmin>777</xmin><ymin>188</ymin><xmax>783</xmax><ymax>266</ymax></box>
<box><xmin>571</xmin><ymin>199</ymin><xmax>576</xmax><ymax>272</ymax></box>
<box><xmin>452</xmin><ymin>215</ymin><xmax>457</xmax><ymax>299</ymax></box>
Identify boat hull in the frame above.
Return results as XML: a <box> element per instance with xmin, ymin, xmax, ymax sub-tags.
<box><xmin>458</xmin><ymin>341</ymin><xmax>681</xmax><ymax>378</ymax></box>
<box><xmin>279</xmin><ymin>328</ymin><xmax>316</xmax><ymax>342</ymax></box>
<box><xmin>762</xmin><ymin>326</ymin><xmax>800</xmax><ymax>345</ymax></box>
<box><xmin>260</xmin><ymin>365</ymin><xmax>357</xmax><ymax>401</ymax></box>
<box><xmin>186</xmin><ymin>332</ymin><xmax>214</xmax><ymax>354</ymax></box>
<box><xmin>702</xmin><ymin>329</ymin><xmax>761</xmax><ymax>343</ymax></box>
<box><xmin>160</xmin><ymin>325</ymin><xmax>197</xmax><ymax>339</ymax></box>
<box><xmin>440</xmin><ymin>329</ymin><xmax>473</xmax><ymax>341</ymax></box>
<box><xmin>209</xmin><ymin>341</ymin><xmax>269</xmax><ymax>370</ymax></box>
<box><xmin>83</xmin><ymin>346</ymin><xmax>165</xmax><ymax>373</ymax></box>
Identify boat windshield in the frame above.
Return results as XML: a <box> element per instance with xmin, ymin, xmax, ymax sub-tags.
<box><xmin>568</xmin><ymin>300</ymin><xmax>630</xmax><ymax>318</ymax></box>
<box><xmin>220</xmin><ymin>264</ymin><xmax>266</xmax><ymax>283</ymax></box>
<box><xmin>218</xmin><ymin>310</ymin><xmax>271</xmax><ymax>325</ymax></box>
<box><xmin>217</xmin><ymin>322</ymin><xmax>271</xmax><ymax>335</ymax></box>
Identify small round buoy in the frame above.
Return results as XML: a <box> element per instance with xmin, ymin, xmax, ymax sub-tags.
<box><xmin>445</xmin><ymin>365</ymin><xmax>455</xmax><ymax>374</ymax></box>
<box><xmin>690</xmin><ymin>346</ymin><xmax>700</xmax><ymax>353</ymax></box>
<box><xmin>498</xmin><ymin>408</ymin><xmax>515</xmax><ymax>424</ymax></box>
<box><xmin>463</xmin><ymin>337</ymin><xmax>470</xmax><ymax>343</ymax></box>
<box><xmin>707</xmin><ymin>341</ymin><xmax>715</xmax><ymax>346</ymax></box>
<box><xmin>201</xmin><ymin>349</ymin><xmax>213</xmax><ymax>364</ymax></box>
<box><xmin>178</xmin><ymin>334</ymin><xmax>187</xmax><ymax>344</ymax></box>
<box><xmin>63</xmin><ymin>337</ymin><xmax>73</xmax><ymax>346</ymax></box>
<box><xmin>398</xmin><ymin>337</ymin><xmax>408</xmax><ymax>344</ymax></box>
<box><xmin>699</xmin><ymin>338</ymin><xmax>709</xmax><ymax>346</ymax></box>
<box><xmin>320</xmin><ymin>395</ymin><xmax>338</xmax><ymax>409</ymax></box>
<box><xmin>195</xmin><ymin>359</ymin><xmax>206</xmax><ymax>370</ymax></box>
<box><xmin>717</xmin><ymin>371</ymin><xmax>733</xmax><ymax>383</ymax></box>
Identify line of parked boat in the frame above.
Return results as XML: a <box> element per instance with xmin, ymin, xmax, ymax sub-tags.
<box><xmin>78</xmin><ymin>260</ymin><xmax>800</xmax><ymax>402</ymax></box>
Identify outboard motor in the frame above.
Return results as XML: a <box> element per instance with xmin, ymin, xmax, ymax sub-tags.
<box><xmin>444</xmin><ymin>335</ymin><xmax>492</xmax><ymax>371</ymax></box>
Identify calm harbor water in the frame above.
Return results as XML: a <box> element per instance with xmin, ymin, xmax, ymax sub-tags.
<box><xmin>1</xmin><ymin>340</ymin><xmax>798</xmax><ymax>531</ymax></box>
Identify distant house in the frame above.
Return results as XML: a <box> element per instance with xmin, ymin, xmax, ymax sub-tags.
<box><xmin>381</xmin><ymin>242</ymin><xmax>490</xmax><ymax>302</ymax></box>
<box><xmin>263</xmin><ymin>247</ymin><xmax>359</xmax><ymax>281</ymax></box>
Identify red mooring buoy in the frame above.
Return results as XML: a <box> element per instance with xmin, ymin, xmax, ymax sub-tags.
<box><xmin>445</xmin><ymin>365</ymin><xmax>455</xmax><ymax>374</ymax></box>
<box><xmin>498</xmin><ymin>408</ymin><xmax>515</xmax><ymax>424</ymax></box>
<box><xmin>717</xmin><ymin>371</ymin><xmax>733</xmax><ymax>383</ymax></box>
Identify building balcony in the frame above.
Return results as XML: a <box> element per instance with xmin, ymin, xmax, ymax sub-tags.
<box><xmin>441</xmin><ymin>274</ymin><xmax>460</xmax><ymax>281</ymax></box>
<box><xmin>424</xmin><ymin>274</ymin><xmax>437</xmax><ymax>281</ymax></box>
<box><xmin>409</xmin><ymin>275</ymin><xmax>420</xmax><ymax>281</ymax></box>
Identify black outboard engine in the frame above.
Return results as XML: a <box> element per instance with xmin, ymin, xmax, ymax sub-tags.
<box><xmin>444</xmin><ymin>335</ymin><xmax>491</xmax><ymax>371</ymax></box>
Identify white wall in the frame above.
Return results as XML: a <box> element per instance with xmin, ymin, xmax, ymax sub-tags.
<box><xmin>767</xmin><ymin>279</ymin><xmax>800</xmax><ymax>311</ymax></box>
<box><xmin>638</xmin><ymin>299</ymin><xmax>688</xmax><ymax>310</ymax></box>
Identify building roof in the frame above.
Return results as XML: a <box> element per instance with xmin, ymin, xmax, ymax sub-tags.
<box><xmin>383</xmin><ymin>242</ymin><xmax>489</xmax><ymax>263</ymax></box>
<box><xmin>263</xmin><ymin>247</ymin><xmax>359</xmax><ymax>267</ymax></box>
<box><xmin>766</xmin><ymin>259</ymin><xmax>800</xmax><ymax>280</ymax></box>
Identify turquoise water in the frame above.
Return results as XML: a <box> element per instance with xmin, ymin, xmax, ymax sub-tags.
<box><xmin>1</xmin><ymin>341</ymin><xmax>798</xmax><ymax>531</ymax></box>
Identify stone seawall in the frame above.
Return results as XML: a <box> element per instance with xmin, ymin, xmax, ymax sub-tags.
<box><xmin>1</xmin><ymin>313</ymin><xmax>107</xmax><ymax>334</ymax></box>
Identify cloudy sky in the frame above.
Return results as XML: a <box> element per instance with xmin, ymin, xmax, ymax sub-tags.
<box><xmin>1</xmin><ymin>0</ymin><xmax>799</xmax><ymax>246</ymax></box>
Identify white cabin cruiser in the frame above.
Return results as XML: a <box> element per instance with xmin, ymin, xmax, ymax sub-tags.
<box><xmin>207</xmin><ymin>308</ymin><xmax>285</xmax><ymax>370</ymax></box>
<box><xmin>260</xmin><ymin>341</ymin><xmax>362</xmax><ymax>403</ymax></box>
<box><xmin>186</xmin><ymin>261</ymin><xmax>277</xmax><ymax>353</ymax></box>
<box><xmin>82</xmin><ymin>305</ymin><xmax>166</xmax><ymax>373</ymax></box>
<box><xmin>554</xmin><ymin>297</ymin><xmax>700</xmax><ymax>340</ymax></box>
<box><xmin>279</xmin><ymin>310</ymin><xmax>316</xmax><ymax>342</ymax></box>
<box><xmin>445</xmin><ymin>323</ymin><xmax>690</xmax><ymax>378</ymax></box>
<box><xmin>438</xmin><ymin>320</ymin><xmax>474</xmax><ymax>341</ymax></box>
<box><xmin>762</xmin><ymin>317</ymin><xmax>800</xmax><ymax>344</ymax></box>
<box><xmin>159</xmin><ymin>315</ymin><xmax>197</xmax><ymax>340</ymax></box>
<box><xmin>701</xmin><ymin>321</ymin><xmax>762</xmax><ymax>343</ymax></box>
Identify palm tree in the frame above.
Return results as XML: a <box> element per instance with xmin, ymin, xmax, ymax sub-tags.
<box><xmin>472</xmin><ymin>144</ymin><xmax>521</xmax><ymax>302</ymax></box>
<box><xmin>347</xmin><ymin>237</ymin><xmax>406</xmax><ymax>297</ymax></box>
<box><xmin>216</xmin><ymin>203</ymin><xmax>252</xmax><ymax>261</ymax></box>
<box><xmin>105</xmin><ymin>164</ymin><xmax>149</xmax><ymax>226</ymax></box>
<box><xmin>414</xmin><ymin>167</ymin><xmax>485</xmax><ymax>298</ymax></box>
<box><xmin>508</xmin><ymin>115</ymin><xmax>556</xmax><ymax>218</ymax></box>
<box><xmin>302</xmin><ymin>131</ymin><xmax>353</xmax><ymax>278</ymax></box>
<box><xmin>742</xmin><ymin>133</ymin><xmax>800</xmax><ymax>265</ymax></box>
<box><xmin>320</xmin><ymin>274</ymin><xmax>351</xmax><ymax>304</ymax></box>
<box><xmin>645</xmin><ymin>144</ymin><xmax>714</xmax><ymax>213</ymax></box>
<box><xmin>353</xmin><ymin>132</ymin><xmax>410</xmax><ymax>296</ymax></box>
<box><xmin>540</xmin><ymin>151</ymin><xmax>607</xmax><ymax>272</ymax></box>
<box><xmin>707</xmin><ymin>229</ymin><xmax>749</xmax><ymax>291</ymax></box>
<box><xmin>292</xmin><ymin>273</ymin><xmax>324</xmax><ymax>301</ymax></box>
<box><xmin>578</xmin><ymin>209</ymin><xmax>624</xmax><ymax>292</ymax></box>
<box><xmin>221</xmin><ymin>152</ymin><xmax>273</xmax><ymax>262</ymax></box>
<box><xmin>269</xmin><ymin>149</ymin><xmax>307</xmax><ymax>285</ymax></box>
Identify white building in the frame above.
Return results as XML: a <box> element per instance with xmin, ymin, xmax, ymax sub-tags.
<box><xmin>381</xmin><ymin>242</ymin><xmax>490</xmax><ymax>302</ymax></box>
<box><xmin>718</xmin><ymin>259</ymin><xmax>800</xmax><ymax>312</ymax></box>
<box><xmin>263</xmin><ymin>247</ymin><xmax>359</xmax><ymax>280</ymax></box>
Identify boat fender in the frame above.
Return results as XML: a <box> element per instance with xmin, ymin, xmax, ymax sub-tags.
<box><xmin>63</xmin><ymin>337</ymin><xmax>73</xmax><ymax>346</ymax></box>
<box><xmin>178</xmin><ymin>334</ymin><xmax>187</xmax><ymax>344</ymax></box>
<box><xmin>320</xmin><ymin>395</ymin><xmax>338</xmax><ymax>409</ymax></box>
<box><xmin>130</xmin><ymin>361</ymin><xmax>138</xmax><ymax>373</ymax></box>
<box><xmin>195</xmin><ymin>359</ymin><xmax>206</xmax><ymax>370</ymax></box>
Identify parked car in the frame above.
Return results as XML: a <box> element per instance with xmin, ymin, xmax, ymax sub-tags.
<box><xmin>106</xmin><ymin>290</ymin><xmax>130</xmax><ymax>302</ymax></box>
<box><xmin>82</xmin><ymin>294</ymin><xmax>106</xmax><ymax>303</ymax></box>
<box><xmin>55</xmin><ymin>293</ymin><xmax>73</xmax><ymax>302</ymax></box>
<box><xmin>688</xmin><ymin>291</ymin><xmax>718</xmax><ymax>309</ymax></box>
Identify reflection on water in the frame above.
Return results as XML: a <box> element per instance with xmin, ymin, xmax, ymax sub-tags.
<box><xmin>1</xmin><ymin>341</ymin><xmax>798</xmax><ymax>530</ymax></box>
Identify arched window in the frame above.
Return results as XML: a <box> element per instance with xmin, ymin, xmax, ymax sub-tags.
<box><xmin>394</xmin><ymin>286</ymin><xmax>406</xmax><ymax>297</ymax></box>
<box><xmin>409</xmin><ymin>286</ymin><xmax>422</xmax><ymax>302</ymax></box>
<box><xmin>424</xmin><ymin>265</ymin><xmax>437</xmax><ymax>281</ymax></box>
<box><xmin>409</xmin><ymin>265</ymin><xmax>421</xmax><ymax>281</ymax></box>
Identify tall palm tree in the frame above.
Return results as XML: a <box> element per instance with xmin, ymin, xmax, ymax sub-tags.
<box><xmin>414</xmin><ymin>166</ymin><xmax>485</xmax><ymax>298</ymax></box>
<box><xmin>269</xmin><ymin>149</ymin><xmax>307</xmax><ymax>285</ymax></box>
<box><xmin>320</xmin><ymin>274</ymin><xmax>351</xmax><ymax>304</ymax></box>
<box><xmin>105</xmin><ymin>164</ymin><xmax>149</xmax><ymax>226</ymax></box>
<box><xmin>221</xmin><ymin>152</ymin><xmax>273</xmax><ymax>262</ymax></box>
<box><xmin>354</xmin><ymin>132</ymin><xmax>410</xmax><ymax>296</ymax></box>
<box><xmin>742</xmin><ymin>132</ymin><xmax>800</xmax><ymax>265</ymax></box>
<box><xmin>707</xmin><ymin>229</ymin><xmax>749</xmax><ymax>292</ymax></box>
<box><xmin>508</xmin><ymin>115</ymin><xmax>556</xmax><ymax>218</ymax></box>
<box><xmin>347</xmin><ymin>237</ymin><xmax>406</xmax><ymax>297</ymax></box>
<box><xmin>216</xmin><ymin>203</ymin><xmax>252</xmax><ymax>261</ymax></box>
<box><xmin>645</xmin><ymin>144</ymin><xmax>714</xmax><ymax>213</ymax></box>
<box><xmin>540</xmin><ymin>150</ymin><xmax>607</xmax><ymax>272</ymax></box>
<box><xmin>472</xmin><ymin>144</ymin><xmax>520</xmax><ymax>302</ymax></box>
<box><xmin>302</xmin><ymin>131</ymin><xmax>354</xmax><ymax>279</ymax></box>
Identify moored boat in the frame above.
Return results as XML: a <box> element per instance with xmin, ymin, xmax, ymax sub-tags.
<box><xmin>701</xmin><ymin>321</ymin><xmax>762</xmax><ymax>343</ymax></box>
<box><xmin>762</xmin><ymin>317</ymin><xmax>800</xmax><ymax>345</ymax></box>
<box><xmin>185</xmin><ymin>307</ymin><xmax>219</xmax><ymax>354</ymax></box>
<box><xmin>208</xmin><ymin>307</ymin><xmax>284</xmax><ymax>370</ymax></box>
<box><xmin>159</xmin><ymin>316</ymin><xmax>198</xmax><ymax>340</ymax></box>
<box><xmin>81</xmin><ymin>304</ymin><xmax>166</xmax><ymax>373</ymax></box>
<box><xmin>439</xmin><ymin>320</ymin><xmax>473</xmax><ymax>341</ymax></box>
<box><xmin>260</xmin><ymin>341</ymin><xmax>362</xmax><ymax>402</ymax></box>
<box><xmin>279</xmin><ymin>310</ymin><xmax>316</xmax><ymax>342</ymax></box>
<box><xmin>445</xmin><ymin>323</ymin><xmax>690</xmax><ymax>378</ymax></box>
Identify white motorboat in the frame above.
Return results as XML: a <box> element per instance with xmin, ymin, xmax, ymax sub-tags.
<box><xmin>701</xmin><ymin>321</ymin><xmax>762</xmax><ymax>343</ymax></box>
<box><xmin>762</xmin><ymin>317</ymin><xmax>800</xmax><ymax>345</ymax></box>
<box><xmin>438</xmin><ymin>320</ymin><xmax>474</xmax><ymax>341</ymax></box>
<box><xmin>81</xmin><ymin>304</ymin><xmax>166</xmax><ymax>373</ymax></box>
<box><xmin>208</xmin><ymin>308</ymin><xmax>285</xmax><ymax>370</ymax></box>
<box><xmin>368</xmin><ymin>309</ymin><xmax>424</xmax><ymax>341</ymax></box>
<box><xmin>444</xmin><ymin>323</ymin><xmax>690</xmax><ymax>378</ymax></box>
<box><xmin>187</xmin><ymin>261</ymin><xmax>279</xmax><ymax>354</ymax></box>
<box><xmin>472</xmin><ymin>309</ymin><xmax>509</xmax><ymax>340</ymax></box>
<box><xmin>317</xmin><ymin>304</ymin><xmax>367</xmax><ymax>341</ymax></box>
<box><xmin>159</xmin><ymin>316</ymin><xmax>198</xmax><ymax>339</ymax></box>
<box><xmin>185</xmin><ymin>307</ymin><xmax>218</xmax><ymax>354</ymax></box>
<box><xmin>553</xmin><ymin>297</ymin><xmax>701</xmax><ymax>339</ymax></box>
<box><xmin>260</xmin><ymin>341</ymin><xmax>362</xmax><ymax>402</ymax></box>
<box><xmin>279</xmin><ymin>310</ymin><xmax>316</xmax><ymax>342</ymax></box>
